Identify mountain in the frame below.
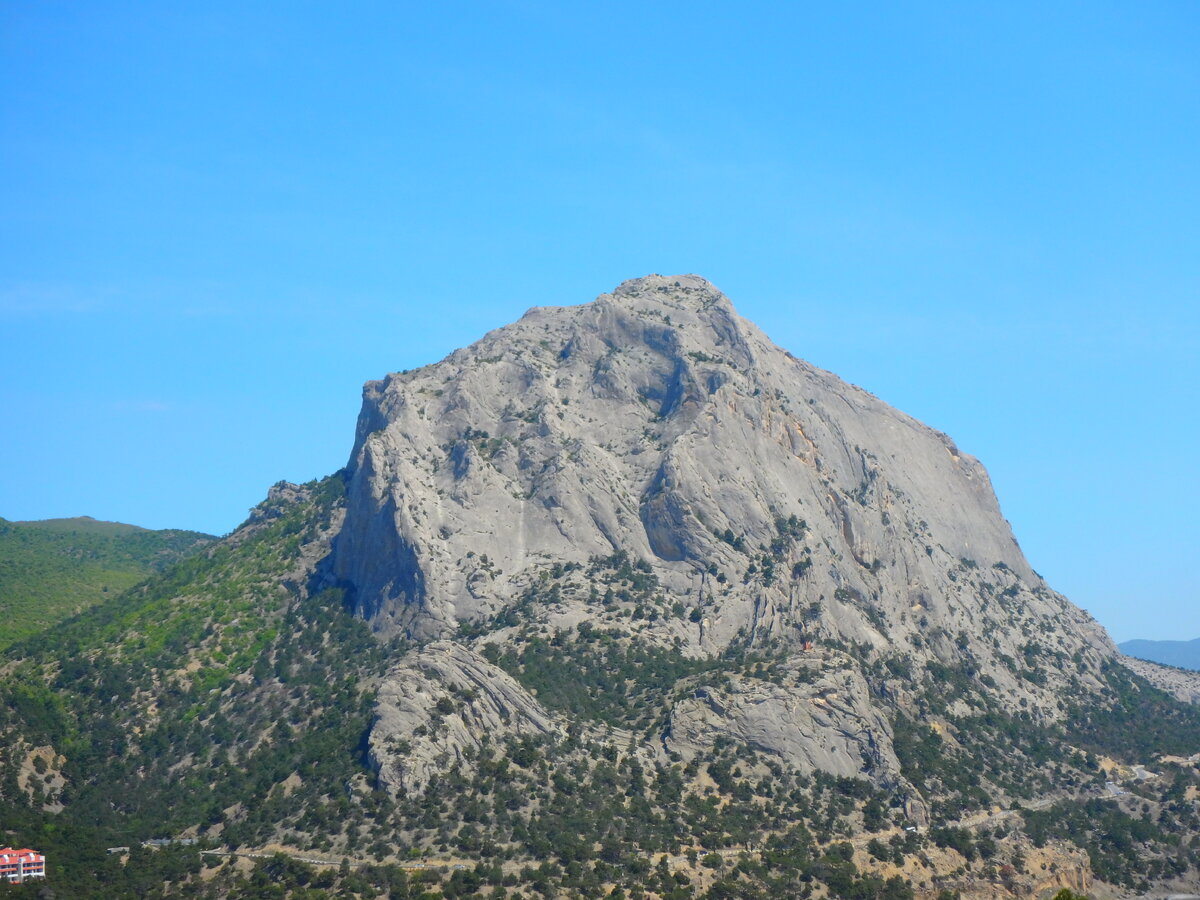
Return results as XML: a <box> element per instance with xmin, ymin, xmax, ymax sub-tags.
<box><xmin>329</xmin><ymin>275</ymin><xmax>1116</xmax><ymax>785</ymax></box>
<box><xmin>0</xmin><ymin>515</ymin><xmax>215</xmax><ymax>648</ymax></box>
<box><xmin>1</xmin><ymin>276</ymin><xmax>1199</xmax><ymax>899</ymax></box>
<box><xmin>1120</xmin><ymin>637</ymin><xmax>1200</xmax><ymax>671</ymax></box>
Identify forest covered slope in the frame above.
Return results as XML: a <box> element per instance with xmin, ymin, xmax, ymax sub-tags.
<box><xmin>0</xmin><ymin>516</ymin><xmax>214</xmax><ymax>648</ymax></box>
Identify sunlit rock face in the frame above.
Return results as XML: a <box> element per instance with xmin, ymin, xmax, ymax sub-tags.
<box><xmin>327</xmin><ymin>274</ymin><xmax>1117</xmax><ymax>788</ymax></box>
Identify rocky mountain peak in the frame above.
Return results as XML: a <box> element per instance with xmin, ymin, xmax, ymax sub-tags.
<box><xmin>328</xmin><ymin>275</ymin><xmax>1111</xmax><ymax>697</ymax></box>
<box><xmin>607</xmin><ymin>272</ymin><xmax>732</xmax><ymax>310</ymax></box>
<box><xmin>322</xmin><ymin>275</ymin><xmax>1130</xmax><ymax>809</ymax></box>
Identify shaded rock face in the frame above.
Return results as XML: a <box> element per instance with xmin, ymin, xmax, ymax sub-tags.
<box><xmin>326</xmin><ymin>274</ymin><xmax>1120</xmax><ymax>787</ymax></box>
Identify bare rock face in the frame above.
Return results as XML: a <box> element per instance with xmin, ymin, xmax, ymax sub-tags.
<box><xmin>332</xmin><ymin>277</ymin><xmax>1111</xmax><ymax>658</ymax></box>
<box><xmin>327</xmin><ymin>274</ymin><xmax>1123</xmax><ymax>790</ymax></box>
<box><xmin>663</xmin><ymin>656</ymin><xmax>901</xmax><ymax>783</ymax></box>
<box><xmin>368</xmin><ymin>641</ymin><xmax>564</xmax><ymax>795</ymax></box>
<box><xmin>1120</xmin><ymin>656</ymin><xmax>1200</xmax><ymax>705</ymax></box>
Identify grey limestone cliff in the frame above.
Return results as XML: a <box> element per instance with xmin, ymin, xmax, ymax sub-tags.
<box><xmin>369</xmin><ymin>641</ymin><xmax>564</xmax><ymax>795</ymax></box>
<box><xmin>323</xmin><ymin>275</ymin><xmax>1121</xmax><ymax>791</ymax></box>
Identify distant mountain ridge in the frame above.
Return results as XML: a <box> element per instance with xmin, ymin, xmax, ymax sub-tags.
<box><xmin>1120</xmin><ymin>637</ymin><xmax>1200</xmax><ymax>671</ymax></box>
<box><xmin>13</xmin><ymin>515</ymin><xmax>151</xmax><ymax>534</ymax></box>
<box><xmin>0</xmin><ymin>515</ymin><xmax>215</xmax><ymax>648</ymax></box>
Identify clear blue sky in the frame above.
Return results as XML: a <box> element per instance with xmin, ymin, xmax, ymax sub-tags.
<box><xmin>2</xmin><ymin>2</ymin><xmax>1196</xmax><ymax>642</ymax></box>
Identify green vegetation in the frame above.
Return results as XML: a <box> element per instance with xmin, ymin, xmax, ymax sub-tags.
<box><xmin>2</xmin><ymin>489</ymin><xmax>1200</xmax><ymax>895</ymax></box>
<box><xmin>0</xmin><ymin>511</ymin><xmax>933</xmax><ymax>897</ymax></box>
<box><xmin>1024</xmin><ymin>792</ymin><xmax>1200</xmax><ymax>891</ymax></box>
<box><xmin>0</xmin><ymin>515</ymin><xmax>213</xmax><ymax>648</ymax></box>
<box><xmin>1066</xmin><ymin>662</ymin><xmax>1200</xmax><ymax>760</ymax></box>
<box><xmin>381</xmin><ymin>730</ymin><xmax>912</xmax><ymax>899</ymax></box>
<box><xmin>888</xmin><ymin>653</ymin><xmax>1200</xmax><ymax>895</ymax></box>
<box><xmin>0</xmin><ymin>474</ymin><xmax>404</xmax><ymax>896</ymax></box>
<box><xmin>486</xmin><ymin>624</ymin><xmax>782</xmax><ymax>733</ymax></box>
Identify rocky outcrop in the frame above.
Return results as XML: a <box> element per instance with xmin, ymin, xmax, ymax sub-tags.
<box><xmin>368</xmin><ymin>641</ymin><xmax>564</xmax><ymax>795</ymax></box>
<box><xmin>1121</xmin><ymin>656</ymin><xmax>1200</xmax><ymax>705</ymax></box>
<box><xmin>913</xmin><ymin>839</ymin><xmax>1092</xmax><ymax>900</ymax></box>
<box><xmin>663</xmin><ymin>656</ymin><xmax>902</xmax><ymax>783</ymax></box>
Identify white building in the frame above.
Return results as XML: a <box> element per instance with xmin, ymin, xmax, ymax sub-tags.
<box><xmin>0</xmin><ymin>847</ymin><xmax>46</xmax><ymax>883</ymax></box>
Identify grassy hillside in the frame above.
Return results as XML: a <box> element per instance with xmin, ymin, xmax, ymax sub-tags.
<box><xmin>0</xmin><ymin>516</ymin><xmax>215</xmax><ymax>648</ymax></box>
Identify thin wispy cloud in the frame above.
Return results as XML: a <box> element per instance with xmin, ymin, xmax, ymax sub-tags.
<box><xmin>0</xmin><ymin>283</ymin><xmax>113</xmax><ymax>316</ymax></box>
<box><xmin>110</xmin><ymin>400</ymin><xmax>173</xmax><ymax>413</ymax></box>
<box><xmin>0</xmin><ymin>281</ymin><xmax>252</xmax><ymax>321</ymax></box>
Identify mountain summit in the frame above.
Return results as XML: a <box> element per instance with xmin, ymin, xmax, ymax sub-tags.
<box><xmin>319</xmin><ymin>275</ymin><xmax>1120</xmax><ymax>791</ymax></box>
<box><xmin>334</xmin><ymin>274</ymin><xmax>1065</xmax><ymax>637</ymax></box>
<box><xmin>332</xmin><ymin>274</ymin><xmax>1109</xmax><ymax>668</ymax></box>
